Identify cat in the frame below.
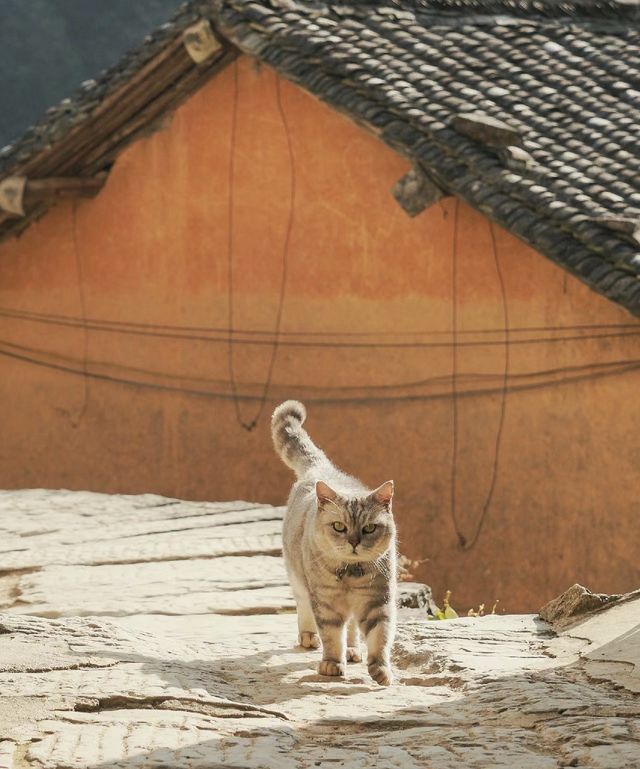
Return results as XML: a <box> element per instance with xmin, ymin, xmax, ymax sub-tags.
<box><xmin>271</xmin><ymin>399</ymin><xmax>397</xmax><ymax>686</ymax></box>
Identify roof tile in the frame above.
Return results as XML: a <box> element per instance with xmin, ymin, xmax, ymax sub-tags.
<box><xmin>1</xmin><ymin>0</ymin><xmax>639</xmax><ymax>315</ymax></box>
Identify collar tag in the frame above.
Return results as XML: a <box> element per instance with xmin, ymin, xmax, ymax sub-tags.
<box><xmin>336</xmin><ymin>563</ymin><xmax>365</xmax><ymax>581</ymax></box>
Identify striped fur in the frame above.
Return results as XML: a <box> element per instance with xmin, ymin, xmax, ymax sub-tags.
<box><xmin>272</xmin><ymin>400</ymin><xmax>397</xmax><ymax>686</ymax></box>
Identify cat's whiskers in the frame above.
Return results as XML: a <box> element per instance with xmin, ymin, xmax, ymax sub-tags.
<box><xmin>372</xmin><ymin>553</ymin><xmax>392</xmax><ymax>579</ymax></box>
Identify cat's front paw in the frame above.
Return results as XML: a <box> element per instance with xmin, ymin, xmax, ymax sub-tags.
<box><xmin>318</xmin><ymin>659</ymin><xmax>345</xmax><ymax>677</ymax></box>
<box><xmin>346</xmin><ymin>646</ymin><xmax>362</xmax><ymax>663</ymax></box>
<box><xmin>298</xmin><ymin>631</ymin><xmax>321</xmax><ymax>649</ymax></box>
<box><xmin>368</xmin><ymin>662</ymin><xmax>393</xmax><ymax>686</ymax></box>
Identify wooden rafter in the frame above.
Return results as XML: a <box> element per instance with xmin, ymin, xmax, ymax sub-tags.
<box><xmin>0</xmin><ymin>176</ymin><xmax>105</xmax><ymax>217</ymax></box>
<box><xmin>0</xmin><ymin>24</ymin><xmax>238</xmax><ymax>240</ymax></box>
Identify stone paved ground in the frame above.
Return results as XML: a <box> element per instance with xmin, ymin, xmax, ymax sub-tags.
<box><xmin>0</xmin><ymin>489</ymin><xmax>638</xmax><ymax>768</ymax></box>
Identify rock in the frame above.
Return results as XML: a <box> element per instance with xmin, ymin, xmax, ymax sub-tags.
<box><xmin>539</xmin><ymin>583</ymin><xmax>621</xmax><ymax>628</ymax></box>
<box><xmin>397</xmin><ymin>581</ymin><xmax>438</xmax><ymax>613</ymax></box>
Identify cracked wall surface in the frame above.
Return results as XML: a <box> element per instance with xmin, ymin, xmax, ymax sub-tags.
<box><xmin>0</xmin><ymin>489</ymin><xmax>639</xmax><ymax>768</ymax></box>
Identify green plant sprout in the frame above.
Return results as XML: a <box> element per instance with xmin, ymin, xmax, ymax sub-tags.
<box><xmin>427</xmin><ymin>592</ymin><xmax>500</xmax><ymax>620</ymax></box>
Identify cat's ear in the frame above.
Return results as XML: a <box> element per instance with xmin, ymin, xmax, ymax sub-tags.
<box><xmin>370</xmin><ymin>480</ymin><xmax>394</xmax><ymax>508</ymax></box>
<box><xmin>316</xmin><ymin>480</ymin><xmax>338</xmax><ymax>505</ymax></box>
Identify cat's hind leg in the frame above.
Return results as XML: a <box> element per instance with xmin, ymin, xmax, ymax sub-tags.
<box><xmin>346</xmin><ymin>618</ymin><xmax>362</xmax><ymax>662</ymax></box>
<box><xmin>290</xmin><ymin>575</ymin><xmax>320</xmax><ymax>649</ymax></box>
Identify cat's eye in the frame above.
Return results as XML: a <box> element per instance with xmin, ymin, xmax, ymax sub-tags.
<box><xmin>332</xmin><ymin>522</ymin><xmax>347</xmax><ymax>532</ymax></box>
<box><xmin>362</xmin><ymin>524</ymin><xmax>377</xmax><ymax>534</ymax></box>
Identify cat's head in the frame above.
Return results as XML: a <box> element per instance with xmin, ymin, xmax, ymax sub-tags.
<box><xmin>313</xmin><ymin>479</ymin><xmax>395</xmax><ymax>562</ymax></box>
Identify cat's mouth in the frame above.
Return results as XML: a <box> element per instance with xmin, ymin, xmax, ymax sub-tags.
<box><xmin>340</xmin><ymin>549</ymin><xmax>374</xmax><ymax>562</ymax></box>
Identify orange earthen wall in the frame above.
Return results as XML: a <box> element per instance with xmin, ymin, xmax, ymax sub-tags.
<box><xmin>1</xmin><ymin>57</ymin><xmax>638</xmax><ymax>611</ymax></box>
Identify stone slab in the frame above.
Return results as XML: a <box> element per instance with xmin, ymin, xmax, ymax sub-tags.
<box><xmin>0</xmin><ymin>489</ymin><xmax>638</xmax><ymax>769</ymax></box>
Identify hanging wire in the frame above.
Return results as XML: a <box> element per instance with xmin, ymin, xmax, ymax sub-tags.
<box><xmin>1</xmin><ymin>303</ymin><xmax>639</xmax><ymax>347</ymax></box>
<box><xmin>449</xmin><ymin>208</ymin><xmax>510</xmax><ymax>550</ymax></box>
<box><xmin>450</xmin><ymin>199</ymin><xmax>462</xmax><ymax>545</ymax></box>
<box><xmin>1</xmin><ymin>335</ymin><xmax>637</xmax><ymax>404</ymax></box>
<box><xmin>226</xmin><ymin>61</ymin><xmax>241</xmax><ymax>423</ymax></box>
<box><xmin>69</xmin><ymin>201</ymin><xmax>90</xmax><ymax>428</ymax></box>
<box><xmin>226</xmin><ymin>66</ymin><xmax>294</xmax><ymax>431</ymax></box>
<box><xmin>460</xmin><ymin>219</ymin><xmax>510</xmax><ymax>551</ymax></box>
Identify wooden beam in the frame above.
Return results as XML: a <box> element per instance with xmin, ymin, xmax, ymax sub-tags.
<box><xmin>392</xmin><ymin>168</ymin><xmax>445</xmax><ymax>217</ymax></box>
<box><xmin>0</xmin><ymin>176</ymin><xmax>105</xmax><ymax>217</ymax></box>
<box><xmin>0</xmin><ymin>177</ymin><xmax>27</xmax><ymax>216</ymax></box>
<box><xmin>183</xmin><ymin>20</ymin><xmax>222</xmax><ymax>63</ymax></box>
<box><xmin>25</xmin><ymin>177</ymin><xmax>104</xmax><ymax>198</ymax></box>
<box><xmin>80</xmin><ymin>50</ymin><xmax>234</xmax><ymax>174</ymax></box>
<box><xmin>19</xmin><ymin>39</ymin><xmax>187</xmax><ymax>181</ymax></box>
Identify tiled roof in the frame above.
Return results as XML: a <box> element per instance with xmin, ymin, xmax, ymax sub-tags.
<box><xmin>212</xmin><ymin>0</ymin><xmax>640</xmax><ymax>314</ymax></box>
<box><xmin>1</xmin><ymin>0</ymin><xmax>640</xmax><ymax>315</ymax></box>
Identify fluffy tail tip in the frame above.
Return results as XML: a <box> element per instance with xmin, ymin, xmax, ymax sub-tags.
<box><xmin>271</xmin><ymin>400</ymin><xmax>306</xmax><ymax>427</ymax></box>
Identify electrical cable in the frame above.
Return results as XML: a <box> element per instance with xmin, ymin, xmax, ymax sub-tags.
<box><xmin>459</xmin><ymin>219</ymin><xmax>510</xmax><ymax>551</ymax></box>
<box><xmin>449</xmin><ymin>213</ymin><xmax>510</xmax><ymax>551</ymax></box>
<box><xmin>2</xmin><ymin>335</ymin><xmax>640</xmax><ymax>404</ymax></box>
<box><xmin>1</xmin><ymin>304</ymin><xmax>639</xmax><ymax>349</ymax></box>
<box><xmin>68</xmin><ymin>201</ymin><xmax>90</xmax><ymax>428</ymax></box>
<box><xmin>226</xmin><ymin>69</ymin><xmax>293</xmax><ymax>430</ymax></box>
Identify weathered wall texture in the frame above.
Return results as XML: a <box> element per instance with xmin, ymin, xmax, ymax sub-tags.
<box><xmin>0</xmin><ymin>57</ymin><xmax>638</xmax><ymax>611</ymax></box>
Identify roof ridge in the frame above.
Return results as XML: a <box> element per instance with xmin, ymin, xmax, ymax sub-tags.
<box><xmin>318</xmin><ymin>0</ymin><xmax>640</xmax><ymax>19</ymax></box>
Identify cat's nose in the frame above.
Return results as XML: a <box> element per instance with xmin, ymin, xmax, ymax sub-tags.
<box><xmin>348</xmin><ymin>536</ymin><xmax>360</xmax><ymax>550</ymax></box>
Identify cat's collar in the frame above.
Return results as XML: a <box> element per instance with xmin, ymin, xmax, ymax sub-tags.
<box><xmin>335</xmin><ymin>562</ymin><xmax>366</xmax><ymax>581</ymax></box>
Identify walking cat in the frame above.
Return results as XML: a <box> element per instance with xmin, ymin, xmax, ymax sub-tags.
<box><xmin>271</xmin><ymin>400</ymin><xmax>397</xmax><ymax>686</ymax></box>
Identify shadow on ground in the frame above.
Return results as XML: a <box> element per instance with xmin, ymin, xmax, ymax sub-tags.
<box><xmin>58</xmin><ymin>620</ymin><xmax>640</xmax><ymax>769</ymax></box>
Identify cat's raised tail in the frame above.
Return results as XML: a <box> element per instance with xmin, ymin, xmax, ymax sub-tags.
<box><xmin>271</xmin><ymin>400</ymin><xmax>326</xmax><ymax>479</ymax></box>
